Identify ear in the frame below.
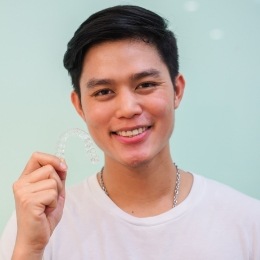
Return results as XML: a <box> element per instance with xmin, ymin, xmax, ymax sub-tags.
<box><xmin>173</xmin><ymin>74</ymin><xmax>185</xmax><ymax>110</ymax></box>
<box><xmin>71</xmin><ymin>91</ymin><xmax>86</xmax><ymax>122</ymax></box>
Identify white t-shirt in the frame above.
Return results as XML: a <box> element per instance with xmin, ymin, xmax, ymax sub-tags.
<box><xmin>1</xmin><ymin>173</ymin><xmax>260</xmax><ymax>259</ymax></box>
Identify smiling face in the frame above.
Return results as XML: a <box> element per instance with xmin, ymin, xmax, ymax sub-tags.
<box><xmin>72</xmin><ymin>39</ymin><xmax>185</xmax><ymax>168</ymax></box>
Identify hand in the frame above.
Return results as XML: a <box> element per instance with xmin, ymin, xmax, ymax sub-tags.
<box><xmin>12</xmin><ymin>152</ymin><xmax>67</xmax><ymax>259</ymax></box>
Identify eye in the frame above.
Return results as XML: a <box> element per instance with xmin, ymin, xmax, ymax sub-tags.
<box><xmin>138</xmin><ymin>82</ymin><xmax>158</xmax><ymax>89</ymax></box>
<box><xmin>92</xmin><ymin>88</ymin><xmax>113</xmax><ymax>97</ymax></box>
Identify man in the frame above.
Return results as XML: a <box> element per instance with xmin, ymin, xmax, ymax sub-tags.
<box><xmin>1</xmin><ymin>5</ymin><xmax>260</xmax><ymax>259</ymax></box>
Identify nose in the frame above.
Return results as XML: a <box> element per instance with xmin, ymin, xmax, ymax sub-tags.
<box><xmin>115</xmin><ymin>90</ymin><xmax>142</xmax><ymax>119</ymax></box>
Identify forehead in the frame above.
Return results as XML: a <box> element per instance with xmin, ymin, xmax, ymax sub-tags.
<box><xmin>80</xmin><ymin>39</ymin><xmax>167</xmax><ymax>80</ymax></box>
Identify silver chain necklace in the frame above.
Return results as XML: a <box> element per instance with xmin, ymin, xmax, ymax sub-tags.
<box><xmin>99</xmin><ymin>164</ymin><xmax>181</xmax><ymax>208</ymax></box>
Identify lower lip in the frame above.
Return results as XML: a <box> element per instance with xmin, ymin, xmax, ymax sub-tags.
<box><xmin>113</xmin><ymin>128</ymin><xmax>150</xmax><ymax>144</ymax></box>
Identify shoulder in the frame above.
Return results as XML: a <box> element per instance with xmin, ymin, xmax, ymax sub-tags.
<box><xmin>0</xmin><ymin>212</ymin><xmax>17</xmax><ymax>260</ymax></box>
<box><xmin>194</xmin><ymin>173</ymin><xmax>260</xmax><ymax>220</ymax></box>
<box><xmin>199</xmin><ymin>174</ymin><xmax>260</xmax><ymax>204</ymax></box>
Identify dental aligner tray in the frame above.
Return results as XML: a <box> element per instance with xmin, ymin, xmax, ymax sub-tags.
<box><xmin>55</xmin><ymin>128</ymin><xmax>99</xmax><ymax>163</ymax></box>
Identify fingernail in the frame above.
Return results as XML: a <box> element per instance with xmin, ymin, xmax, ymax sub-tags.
<box><xmin>60</xmin><ymin>159</ymin><xmax>68</xmax><ymax>171</ymax></box>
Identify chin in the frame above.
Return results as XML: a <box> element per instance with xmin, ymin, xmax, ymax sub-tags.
<box><xmin>121</xmin><ymin>154</ymin><xmax>152</xmax><ymax>168</ymax></box>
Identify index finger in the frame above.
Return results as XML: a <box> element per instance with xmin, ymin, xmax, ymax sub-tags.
<box><xmin>22</xmin><ymin>152</ymin><xmax>68</xmax><ymax>178</ymax></box>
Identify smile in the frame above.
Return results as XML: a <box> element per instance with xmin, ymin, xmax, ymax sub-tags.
<box><xmin>115</xmin><ymin>127</ymin><xmax>149</xmax><ymax>138</ymax></box>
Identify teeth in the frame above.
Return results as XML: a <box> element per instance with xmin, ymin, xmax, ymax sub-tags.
<box><xmin>117</xmin><ymin>127</ymin><xmax>147</xmax><ymax>137</ymax></box>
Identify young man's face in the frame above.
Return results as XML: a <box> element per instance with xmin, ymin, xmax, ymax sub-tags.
<box><xmin>72</xmin><ymin>39</ymin><xmax>185</xmax><ymax>167</ymax></box>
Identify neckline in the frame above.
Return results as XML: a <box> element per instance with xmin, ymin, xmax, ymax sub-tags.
<box><xmin>87</xmin><ymin>172</ymin><xmax>205</xmax><ymax>226</ymax></box>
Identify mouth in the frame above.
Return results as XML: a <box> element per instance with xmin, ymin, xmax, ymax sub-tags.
<box><xmin>113</xmin><ymin>126</ymin><xmax>150</xmax><ymax>138</ymax></box>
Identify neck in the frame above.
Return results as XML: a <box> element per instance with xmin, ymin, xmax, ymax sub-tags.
<box><xmin>99</xmin><ymin>154</ymin><xmax>180</xmax><ymax>217</ymax></box>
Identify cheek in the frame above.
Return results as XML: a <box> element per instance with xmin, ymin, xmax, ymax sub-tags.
<box><xmin>83</xmin><ymin>110</ymin><xmax>108</xmax><ymax>149</ymax></box>
<box><xmin>150</xmin><ymin>95</ymin><xmax>174</xmax><ymax>117</ymax></box>
<box><xmin>150</xmin><ymin>95</ymin><xmax>175</xmax><ymax>136</ymax></box>
<box><xmin>83</xmin><ymin>105</ymin><xmax>107</xmax><ymax>129</ymax></box>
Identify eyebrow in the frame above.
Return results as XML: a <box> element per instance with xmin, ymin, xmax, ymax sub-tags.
<box><xmin>131</xmin><ymin>69</ymin><xmax>161</xmax><ymax>81</ymax></box>
<box><xmin>86</xmin><ymin>79</ymin><xmax>113</xmax><ymax>89</ymax></box>
<box><xmin>86</xmin><ymin>68</ymin><xmax>161</xmax><ymax>89</ymax></box>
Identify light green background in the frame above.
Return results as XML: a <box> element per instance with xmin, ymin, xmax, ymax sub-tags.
<box><xmin>1</xmin><ymin>0</ymin><xmax>259</xmax><ymax>234</ymax></box>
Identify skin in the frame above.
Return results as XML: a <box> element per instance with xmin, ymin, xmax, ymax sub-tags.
<box><xmin>12</xmin><ymin>39</ymin><xmax>192</xmax><ymax>259</ymax></box>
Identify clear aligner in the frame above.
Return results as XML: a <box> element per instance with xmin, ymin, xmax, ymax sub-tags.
<box><xmin>55</xmin><ymin>128</ymin><xmax>99</xmax><ymax>164</ymax></box>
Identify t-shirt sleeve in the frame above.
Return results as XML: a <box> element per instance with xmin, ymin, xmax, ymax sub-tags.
<box><xmin>0</xmin><ymin>212</ymin><xmax>17</xmax><ymax>260</ymax></box>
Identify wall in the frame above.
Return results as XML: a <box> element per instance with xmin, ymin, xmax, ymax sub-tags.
<box><xmin>1</xmin><ymin>0</ymin><xmax>259</xmax><ymax>234</ymax></box>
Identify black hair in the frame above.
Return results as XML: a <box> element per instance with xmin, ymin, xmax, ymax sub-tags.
<box><xmin>63</xmin><ymin>5</ymin><xmax>179</xmax><ymax>98</ymax></box>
